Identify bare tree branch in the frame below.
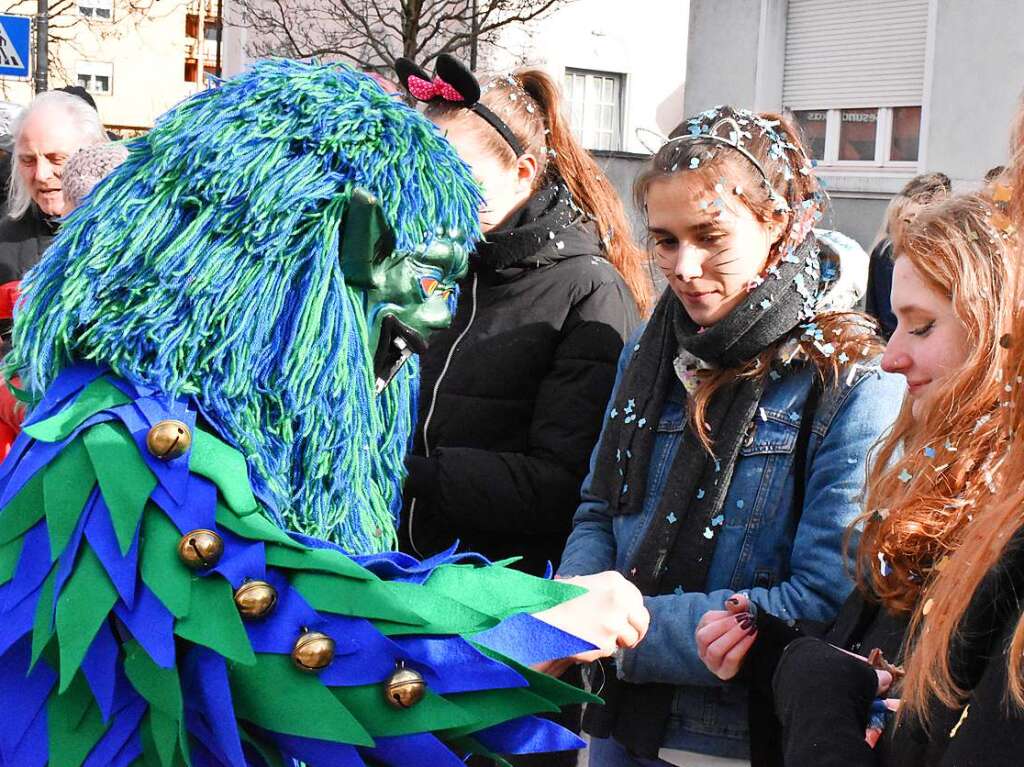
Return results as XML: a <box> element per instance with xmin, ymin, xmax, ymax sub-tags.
<box><xmin>228</xmin><ymin>0</ymin><xmax>572</xmax><ymax>72</ymax></box>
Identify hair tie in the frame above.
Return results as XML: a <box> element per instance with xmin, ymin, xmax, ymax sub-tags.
<box><xmin>395</xmin><ymin>54</ymin><xmax>525</xmax><ymax>158</ymax></box>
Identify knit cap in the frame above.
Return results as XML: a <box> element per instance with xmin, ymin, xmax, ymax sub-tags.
<box><xmin>62</xmin><ymin>142</ymin><xmax>129</xmax><ymax>210</ymax></box>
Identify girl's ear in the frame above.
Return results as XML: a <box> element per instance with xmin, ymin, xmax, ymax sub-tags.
<box><xmin>767</xmin><ymin>212</ymin><xmax>790</xmax><ymax>247</ymax></box>
<box><xmin>515</xmin><ymin>152</ymin><xmax>540</xmax><ymax>192</ymax></box>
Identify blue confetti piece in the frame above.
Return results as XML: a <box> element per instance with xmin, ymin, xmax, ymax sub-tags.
<box><xmin>674</xmin><ymin>585</ymin><xmax>685</xmax><ymax>596</ymax></box>
<box><xmin>622</xmin><ymin>484</ymin><xmax>629</xmax><ymax>495</ymax></box>
<box><xmin>924</xmin><ymin>446</ymin><xmax>936</xmax><ymax>459</ymax></box>
<box><xmin>609</xmin><ymin>408</ymin><xmax>618</xmax><ymax>419</ymax></box>
<box><xmin>667</xmin><ymin>512</ymin><xmax>677</xmax><ymax>524</ymax></box>
<box><xmin>696</xmin><ymin>488</ymin><xmax>706</xmax><ymax>500</ymax></box>
<box><xmin>689</xmin><ymin>157</ymin><xmax>700</xmax><ymax>169</ymax></box>
<box><xmin>736</xmin><ymin>499</ymin><xmax>745</xmax><ymax>509</ymax></box>
<box><xmin>624</xmin><ymin>414</ymin><xmax>636</xmax><ymax>424</ymax></box>
<box><xmin>711</xmin><ymin>514</ymin><xmax>725</xmax><ymax>527</ymax></box>
<box><xmin>789</xmin><ymin>411</ymin><xmax>800</xmax><ymax>422</ymax></box>
<box><xmin>898</xmin><ymin>469</ymin><xmax>913</xmax><ymax>483</ymax></box>
<box><xmin>637</xmin><ymin>418</ymin><xmax>647</xmax><ymax>428</ymax></box>
<box><xmin>769</xmin><ymin>370</ymin><xmax>782</xmax><ymax>381</ymax></box>
<box><xmin>759</xmin><ymin>299</ymin><xmax>772</xmax><ymax>310</ymax></box>
<box><xmin>878</xmin><ymin>552</ymin><xmax>891</xmax><ymax>577</ymax></box>
<box><xmin>703</xmin><ymin>527</ymin><xmax>714</xmax><ymax>539</ymax></box>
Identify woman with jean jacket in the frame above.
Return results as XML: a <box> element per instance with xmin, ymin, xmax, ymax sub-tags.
<box><xmin>556</xmin><ymin>106</ymin><xmax>905</xmax><ymax>766</ymax></box>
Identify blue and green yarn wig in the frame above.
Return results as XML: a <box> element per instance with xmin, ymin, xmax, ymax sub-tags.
<box><xmin>8</xmin><ymin>59</ymin><xmax>482</xmax><ymax>554</ymax></box>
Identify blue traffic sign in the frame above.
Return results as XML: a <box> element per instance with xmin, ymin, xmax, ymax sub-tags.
<box><xmin>0</xmin><ymin>15</ymin><xmax>30</xmax><ymax>79</ymax></box>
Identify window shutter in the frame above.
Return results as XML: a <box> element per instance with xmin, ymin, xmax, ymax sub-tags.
<box><xmin>783</xmin><ymin>0</ymin><xmax>929</xmax><ymax>110</ymax></box>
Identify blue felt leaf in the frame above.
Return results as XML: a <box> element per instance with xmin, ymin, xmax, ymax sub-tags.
<box><xmin>472</xmin><ymin>612</ymin><xmax>595</xmax><ymax>666</ymax></box>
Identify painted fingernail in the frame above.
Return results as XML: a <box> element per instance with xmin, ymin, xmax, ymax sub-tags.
<box><xmin>726</xmin><ymin>597</ymin><xmax>741</xmax><ymax>606</ymax></box>
<box><xmin>739</xmin><ymin>618</ymin><xmax>754</xmax><ymax>631</ymax></box>
<box><xmin>745</xmin><ymin>626</ymin><xmax>757</xmax><ymax>636</ymax></box>
<box><xmin>734</xmin><ymin>612</ymin><xmax>750</xmax><ymax>623</ymax></box>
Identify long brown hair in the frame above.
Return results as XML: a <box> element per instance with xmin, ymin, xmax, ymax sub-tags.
<box><xmin>899</xmin><ymin>105</ymin><xmax>1024</xmax><ymax>721</ymax></box>
<box><xmin>853</xmin><ymin>194</ymin><xmax>1013</xmax><ymax>616</ymax></box>
<box><xmin>426</xmin><ymin>68</ymin><xmax>652</xmax><ymax>315</ymax></box>
<box><xmin>633</xmin><ymin>107</ymin><xmax>881</xmax><ymax>450</ymax></box>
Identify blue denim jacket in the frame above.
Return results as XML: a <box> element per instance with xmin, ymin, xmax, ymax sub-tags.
<box><xmin>557</xmin><ymin>329</ymin><xmax>905</xmax><ymax>759</ymax></box>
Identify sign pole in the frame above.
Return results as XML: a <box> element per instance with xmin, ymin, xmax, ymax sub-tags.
<box><xmin>33</xmin><ymin>0</ymin><xmax>46</xmax><ymax>93</ymax></box>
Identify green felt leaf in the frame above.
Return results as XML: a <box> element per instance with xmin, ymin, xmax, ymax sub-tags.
<box><xmin>23</xmin><ymin>377</ymin><xmax>131</xmax><ymax>443</ymax></box>
<box><xmin>0</xmin><ymin>471</ymin><xmax>45</xmax><ymax>546</ymax></box>
<box><xmin>47</xmin><ymin>672</ymin><xmax>108</xmax><ymax>767</ymax></box>
<box><xmin>424</xmin><ymin>564</ymin><xmax>585</xmax><ymax>619</ymax></box>
<box><xmin>123</xmin><ymin>640</ymin><xmax>183</xmax><ymax>716</ymax></box>
<box><xmin>472</xmin><ymin>644</ymin><xmax>600</xmax><ymax>707</ymax></box>
<box><xmin>42</xmin><ymin>438</ymin><xmax>96</xmax><ymax>562</ymax></box>
<box><xmin>264</xmin><ymin>542</ymin><xmax>375</xmax><ymax>581</ymax></box>
<box><xmin>371</xmin><ymin>581</ymin><xmax>495</xmax><ymax>636</ymax></box>
<box><xmin>174</xmin><ymin>573</ymin><xmax>255</xmax><ymax>666</ymax></box>
<box><xmin>189</xmin><ymin>428</ymin><xmax>257</xmax><ymax>515</ymax></box>
<box><xmin>439</xmin><ymin>687</ymin><xmax>559</xmax><ymax>739</ymax></box>
<box><xmin>83</xmin><ymin>421</ymin><xmax>156</xmax><ymax>555</ymax></box>
<box><xmin>229</xmin><ymin>653</ymin><xmax>373</xmax><ymax>746</ymax></box>
<box><xmin>123</xmin><ymin>642</ymin><xmax>194</xmax><ymax>767</ymax></box>
<box><xmin>330</xmin><ymin>685</ymin><xmax>476</xmax><ymax>737</ymax></box>
<box><xmin>56</xmin><ymin>544</ymin><xmax>119</xmax><ymax>692</ymax></box>
<box><xmin>30</xmin><ymin>567</ymin><xmax>57</xmax><ymax>671</ymax></box>
<box><xmin>449</xmin><ymin>735</ymin><xmax>513</xmax><ymax>767</ymax></box>
<box><xmin>140</xmin><ymin>506</ymin><xmax>192</xmax><ymax>618</ymax></box>
<box><xmin>215</xmin><ymin>503</ymin><xmax>305</xmax><ymax>550</ymax></box>
<box><xmin>0</xmin><ymin>535</ymin><xmax>24</xmax><ymax>586</ymax></box>
<box><xmin>239</xmin><ymin>729</ymin><xmax>285</xmax><ymax>767</ymax></box>
<box><xmin>290</xmin><ymin>571</ymin><xmax>425</xmax><ymax>626</ymax></box>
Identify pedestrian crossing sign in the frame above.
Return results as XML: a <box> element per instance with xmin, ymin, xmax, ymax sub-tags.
<box><xmin>0</xmin><ymin>15</ymin><xmax>30</xmax><ymax>79</ymax></box>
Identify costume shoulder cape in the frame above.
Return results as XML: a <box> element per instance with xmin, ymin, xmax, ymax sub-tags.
<box><xmin>0</xmin><ymin>364</ymin><xmax>596</xmax><ymax>767</ymax></box>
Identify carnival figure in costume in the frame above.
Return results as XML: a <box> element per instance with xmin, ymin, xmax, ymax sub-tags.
<box><xmin>0</xmin><ymin>60</ymin><xmax>642</xmax><ymax>766</ymax></box>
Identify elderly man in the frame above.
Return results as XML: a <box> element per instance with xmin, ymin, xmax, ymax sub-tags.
<box><xmin>0</xmin><ymin>89</ymin><xmax>108</xmax><ymax>283</ymax></box>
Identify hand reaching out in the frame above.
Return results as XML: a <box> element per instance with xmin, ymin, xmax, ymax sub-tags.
<box><xmin>531</xmin><ymin>571</ymin><xmax>650</xmax><ymax>675</ymax></box>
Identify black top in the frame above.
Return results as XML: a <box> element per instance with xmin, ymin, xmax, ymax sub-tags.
<box><xmin>0</xmin><ymin>203</ymin><xmax>58</xmax><ymax>284</ymax></box>
<box><xmin>398</xmin><ymin>181</ymin><xmax>640</xmax><ymax>575</ymax></box>
<box><xmin>761</xmin><ymin>527</ymin><xmax>1024</xmax><ymax>766</ymax></box>
<box><xmin>864</xmin><ymin>239</ymin><xmax>896</xmax><ymax>340</ymax></box>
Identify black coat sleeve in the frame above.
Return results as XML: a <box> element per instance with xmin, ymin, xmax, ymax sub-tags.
<box><xmin>772</xmin><ymin>637</ymin><xmax>882</xmax><ymax>767</ymax></box>
<box><xmin>424</xmin><ymin>280</ymin><xmax>638</xmax><ymax>538</ymax></box>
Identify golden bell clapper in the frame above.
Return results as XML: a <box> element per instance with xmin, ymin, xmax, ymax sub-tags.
<box><xmin>233</xmin><ymin>579</ymin><xmax>278</xmax><ymax>620</ymax></box>
<box><xmin>146</xmin><ymin>419</ymin><xmax>192</xmax><ymax>461</ymax></box>
<box><xmin>384</xmin><ymin>661</ymin><xmax>426</xmax><ymax>708</ymax></box>
<box><xmin>177</xmin><ymin>529</ymin><xmax>224</xmax><ymax>570</ymax></box>
<box><xmin>292</xmin><ymin>631</ymin><xmax>336</xmax><ymax>673</ymax></box>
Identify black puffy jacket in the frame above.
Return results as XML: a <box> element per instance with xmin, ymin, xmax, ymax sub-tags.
<box><xmin>399</xmin><ymin>181</ymin><xmax>641</xmax><ymax>575</ymax></box>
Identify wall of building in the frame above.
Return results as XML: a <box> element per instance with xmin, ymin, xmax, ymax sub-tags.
<box><xmin>683</xmin><ymin>0</ymin><xmax>1024</xmax><ymax>249</ymax></box>
<box><xmin>0</xmin><ymin>0</ymin><xmax>204</xmax><ymax>130</ymax></box>
<box><xmin>488</xmin><ymin>0</ymin><xmax>688</xmax><ymax>154</ymax></box>
<box><xmin>922</xmin><ymin>0</ymin><xmax>1024</xmax><ymax>184</ymax></box>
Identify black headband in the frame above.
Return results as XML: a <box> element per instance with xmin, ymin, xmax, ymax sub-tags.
<box><xmin>394</xmin><ymin>54</ymin><xmax>525</xmax><ymax>158</ymax></box>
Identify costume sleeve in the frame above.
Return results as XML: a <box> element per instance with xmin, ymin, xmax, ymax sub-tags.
<box><xmin>423</xmin><ymin>280</ymin><xmax>638</xmax><ymax>539</ymax></box>
<box><xmin>0</xmin><ymin>368</ymin><xmax>598</xmax><ymax>767</ymax></box>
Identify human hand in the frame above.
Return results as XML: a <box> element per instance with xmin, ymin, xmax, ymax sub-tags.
<box><xmin>696</xmin><ymin>593</ymin><xmax>757</xmax><ymax>680</ymax></box>
<box><xmin>533</xmin><ymin>571</ymin><xmax>650</xmax><ymax>666</ymax></box>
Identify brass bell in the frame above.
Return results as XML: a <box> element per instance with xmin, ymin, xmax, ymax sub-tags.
<box><xmin>233</xmin><ymin>579</ymin><xmax>278</xmax><ymax>620</ymax></box>
<box><xmin>176</xmin><ymin>529</ymin><xmax>224</xmax><ymax>570</ymax></box>
<box><xmin>384</xmin><ymin>661</ymin><xmax>426</xmax><ymax>709</ymax></box>
<box><xmin>146</xmin><ymin>419</ymin><xmax>192</xmax><ymax>461</ymax></box>
<box><xmin>291</xmin><ymin>630</ymin><xmax>335</xmax><ymax>673</ymax></box>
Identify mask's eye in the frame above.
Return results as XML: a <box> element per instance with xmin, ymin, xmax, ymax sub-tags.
<box><xmin>419</xmin><ymin>276</ymin><xmax>440</xmax><ymax>297</ymax></box>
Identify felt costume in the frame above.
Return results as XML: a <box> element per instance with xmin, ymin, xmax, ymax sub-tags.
<box><xmin>0</xmin><ymin>60</ymin><xmax>594</xmax><ymax>767</ymax></box>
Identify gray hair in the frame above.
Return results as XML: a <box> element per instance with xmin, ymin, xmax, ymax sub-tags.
<box><xmin>7</xmin><ymin>90</ymin><xmax>109</xmax><ymax>220</ymax></box>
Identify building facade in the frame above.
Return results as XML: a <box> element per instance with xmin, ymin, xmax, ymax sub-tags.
<box><xmin>0</xmin><ymin>0</ymin><xmax>223</xmax><ymax>133</ymax></box>
<box><xmin>685</xmin><ymin>0</ymin><xmax>1024</xmax><ymax>247</ymax></box>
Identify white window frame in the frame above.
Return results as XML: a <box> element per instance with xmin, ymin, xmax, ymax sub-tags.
<box><xmin>563</xmin><ymin>67</ymin><xmax>625</xmax><ymax>152</ymax></box>
<box><xmin>794</xmin><ymin>106</ymin><xmax>920</xmax><ymax>172</ymax></box>
<box><xmin>77</xmin><ymin>61</ymin><xmax>113</xmax><ymax>96</ymax></box>
<box><xmin>78</xmin><ymin>0</ymin><xmax>112</xmax><ymax>21</ymax></box>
